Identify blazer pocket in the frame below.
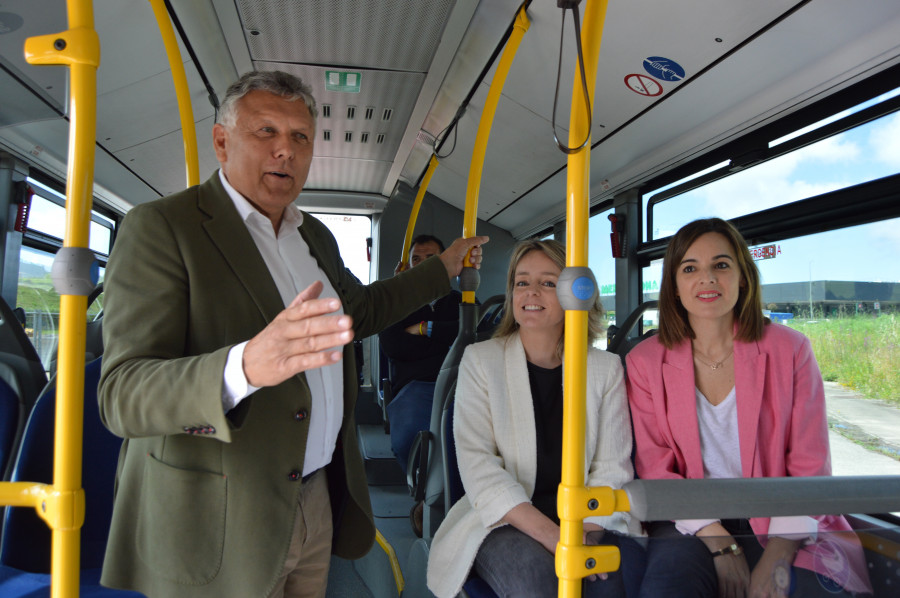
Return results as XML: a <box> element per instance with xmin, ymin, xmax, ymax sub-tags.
<box><xmin>137</xmin><ymin>453</ymin><xmax>227</xmax><ymax>585</ymax></box>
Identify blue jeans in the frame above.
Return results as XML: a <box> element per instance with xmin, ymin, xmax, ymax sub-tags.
<box><xmin>473</xmin><ymin>525</ymin><xmax>646</xmax><ymax>598</ymax></box>
<box><xmin>386</xmin><ymin>381</ymin><xmax>435</xmax><ymax>475</ymax></box>
<box><xmin>639</xmin><ymin>520</ymin><xmax>859</xmax><ymax>598</ymax></box>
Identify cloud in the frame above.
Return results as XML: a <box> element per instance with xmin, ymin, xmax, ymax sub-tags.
<box><xmin>797</xmin><ymin>135</ymin><xmax>861</xmax><ymax>163</ymax></box>
<box><xmin>870</xmin><ymin>112</ymin><xmax>900</xmax><ymax>167</ymax></box>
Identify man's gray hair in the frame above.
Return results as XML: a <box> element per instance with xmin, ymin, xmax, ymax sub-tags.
<box><xmin>218</xmin><ymin>70</ymin><xmax>318</xmax><ymax>129</ymax></box>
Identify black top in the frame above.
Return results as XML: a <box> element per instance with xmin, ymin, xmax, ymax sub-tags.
<box><xmin>379</xmin><ymin>290</ymin><xmax>463</xmax><ymax>392</ymax></box>
<box><xmin>527</xmin><ymin>361</ymin><xmax>564</xmax><ymax>524</ymax></box>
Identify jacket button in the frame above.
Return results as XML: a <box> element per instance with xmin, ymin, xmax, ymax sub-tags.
<box><xmin>288</xmin><ymin>470</ymin><xmax>302</xmax><ymax>481</ymax></box>
<box><xmin>294</xmin><ymin>410</ymin><xmax>307</xmax><ymax>421</ymax></box>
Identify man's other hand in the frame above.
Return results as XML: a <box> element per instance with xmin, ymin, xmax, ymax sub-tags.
<box><xmin>439</xmin><ymin>235</ymin><xmax>489</xmax><ymax>278</ymax></box>
<box><xmin>243</xmin><ymin>281</ymin><xmax>354</xmax><ymax>387</ymax></box>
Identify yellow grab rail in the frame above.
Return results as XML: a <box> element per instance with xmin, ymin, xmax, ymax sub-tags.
<box><xmin>460</xmin><ymin>6</ymin><xmax>530</xmax><ymax>303</ymax></box>
<box><xmin>0</xmin><ymin>0</ymin><xmax>103</xmax><ymax>596</ymax></box>
<box><xmin>556</xmin><ymin>2</ymin><xmax>614</xmax><ymax>598</ymax></box>
<box><xmin>397</xmin><ymin>154</ymin><xmax>440</xmax><ymax>273</ymax></box>
<box><xmin>148</xmin><ymin>0</ymin><xmax>199</xmax><ymax>187</ymax></box>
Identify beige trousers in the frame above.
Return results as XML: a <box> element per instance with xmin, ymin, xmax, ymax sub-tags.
<box><xmin>268</xmin><ymin>470</ymin><xmax>333</xmax><ymax>598</ymax></box>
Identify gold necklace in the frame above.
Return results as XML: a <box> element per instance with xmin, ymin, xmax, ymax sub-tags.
<box><xmin>693</xmin><ymin>348</ymin><xmax>733</xmax><ymax>371</ymax></box>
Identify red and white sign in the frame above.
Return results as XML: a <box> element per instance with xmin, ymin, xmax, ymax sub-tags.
<box><xmin>750</xmin><ymin>244</ymin><xmax>781</xmax><ymax>261</ymax></box>
<box><xmin>624</xmin><ymin>74</ymin><xmax>662</xmax><ymax>96</ymax></box>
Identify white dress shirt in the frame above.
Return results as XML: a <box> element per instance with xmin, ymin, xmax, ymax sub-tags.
<box><xmin>218</xmin><ymin>169</ymin><xmax>344</xmax><ymax>476</ymax></box>
<box><xmin>676</xmin><ymin>386</ymin><xmax>818</xmax><ymax>542</ymax></box>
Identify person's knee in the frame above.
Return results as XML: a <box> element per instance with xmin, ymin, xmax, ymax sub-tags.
<box><xmin>641</xmin><ymin>537</ymin><xmax>716</xmax><ymax>597</ymax></box>
<box><xmin>475</xmin><ymin>527</ymin><xmax>557</xmax><ymax>597</ymax></box>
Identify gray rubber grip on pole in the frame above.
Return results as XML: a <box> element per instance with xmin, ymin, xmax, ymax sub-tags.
<box><xmin>51</xmin><ymin>247</ymin><xmax>98</xmax><ymax>296</ymax></box>
<box><xmin>459</xmin><ymin>266</ymin><xmax>480</xmax><ymax>293</ymax></box>
<box><xmin>557</xmin><ymin>266</ymin><xmax>597</xmax><ymax>311</ymax></box>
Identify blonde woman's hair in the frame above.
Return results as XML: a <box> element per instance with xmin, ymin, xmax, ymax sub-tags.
<box><xmin>493</xmin><ymin>239</ymin><xmax>604</xmax><ymax>357</ymax></box>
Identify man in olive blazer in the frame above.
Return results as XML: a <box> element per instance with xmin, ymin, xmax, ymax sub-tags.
<box><xmin>98</xmin><ymin>71</ymin><xmax>485</xmax><ymax>598</ymax></box>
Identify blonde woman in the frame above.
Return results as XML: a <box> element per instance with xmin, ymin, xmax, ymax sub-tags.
<box><xmin>428</xmin><ymin>239</ymin><xmax>645</xmax><ymax>598</ymax></box>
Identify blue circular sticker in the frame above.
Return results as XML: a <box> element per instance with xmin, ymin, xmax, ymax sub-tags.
<box><xmin>643</xmin><ymin>56</ymin><xmax>685</xmax><ymax>82</ymax></box>
<box><xmin>572</xmin><ymin>276</ymin><xmax>595</xmax><ymax>301</ymax></box>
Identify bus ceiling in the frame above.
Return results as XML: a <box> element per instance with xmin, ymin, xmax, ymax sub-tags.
<box><xmin>0</xmin><ymin>0</ymin><xmax>898</xmax><ymax>234</ymax></box>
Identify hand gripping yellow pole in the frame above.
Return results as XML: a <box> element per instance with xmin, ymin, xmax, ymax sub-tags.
<box><xmin>397</xmin><ymin>154</ymin><xmax>440</xmax><ymax>273</ymax></box>
<box><xmin>148</xmin><ymin>0</ymin><xmax>199</xmax><ymax>187</ymax></box>
<box><xmin>555</xmin><ymin>2</ymin><xmax>619</xmax><ymax>598</ymax></box>
<box><xmin>460</xmin><ymin>6</ymin><xmax>530</xmax><ymax>302</ymax></box>
<box><xmin>18</xmin><ymin>1</ymin><xmax>99</xmax><ymax>595</ymax></box>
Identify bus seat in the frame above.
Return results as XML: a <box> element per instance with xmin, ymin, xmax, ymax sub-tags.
<box><xmin>0</xmin><ymin>566</ymin><xmax>145</xmax><ymax>597</ymax></box>
<box><xmin>49</xmin><ymin>283</ymin><xmax>104</xmax><ymax>376</ymax></box>
<box><xmin>606</xmin><ymin>301</ymin><xmax>659</xmax><ymax>366</ymax></box>
<box><xmin>405</xmin><ymin>302</ymin><xmax>478</xmax><ymax>539</ymax></box>
<box><xmin>475</xmin><ymin>294</ymin><xmax>504</xmax><ymax>341</ymax></box>
<box><xmin>85</xmin><ymin>314</ymin><xmax>104</xmax><ymax>361</ymax></box>
<box><xmin>436</xmin><ymin>383</ymin><xmax>499</xmax><ymax>598</ymax></box>
<box><xmin>0</xmin><ymin>297</ymin><xmax>49</xmax><ymax>482</ymax></box>
<box><xmin>0</xmin><ymin>357</ymin><xmax>121</xmax><ymax>574</ymax></box>
<box><xmin>0</xmin><ymin>377</ymin><xmax>18</xmax><ymax>482</ymax></box>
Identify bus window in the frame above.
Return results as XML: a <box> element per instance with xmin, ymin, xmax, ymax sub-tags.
<box><xmin>588</xmin><ymin>207</ymin><xmax>617</xmax><ymax>347</ymax></box>
<box><xmin>645</xmin><ymin>87</ymin><xmax>900</xmax><ymax>241</ymax></box>
<box><xmin>310</xmin><ymin>213</ymin><xmax>372</xmax><ymax>284</ymax></box>
<box><xmin>18</xmin><ymin>179</ymin><xmax>112</xmax><ymax>371</ymax></box>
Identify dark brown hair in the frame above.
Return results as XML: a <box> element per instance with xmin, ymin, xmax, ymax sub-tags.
<box><xmin>657</xmin><ymin>218</ymin><xmax>766</xmax><ymax>348</ymax></box>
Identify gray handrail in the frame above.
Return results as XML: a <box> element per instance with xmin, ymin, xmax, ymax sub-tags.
<box><xmin>624</xmin><ymin>476</ymin><xmax>900</xmax><ymax>521</ymax></box>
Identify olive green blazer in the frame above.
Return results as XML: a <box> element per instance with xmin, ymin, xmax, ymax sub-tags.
<box><xmin>98</xmin><ymin>173</ymin><xmax>450</xmax><ymax>597</ymax></box>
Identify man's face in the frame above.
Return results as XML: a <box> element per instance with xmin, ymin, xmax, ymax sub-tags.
<box><xmin>410</xmin><ymin>241</ymin><xmax>442</xmax><ymax>267</ymax></box>
<box><xmin>213</xmin><ymin>90</ymin><xmax>315</xmax><ymax>219</ymax></box>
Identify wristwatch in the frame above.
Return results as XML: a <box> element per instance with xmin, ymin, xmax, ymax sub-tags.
<box><xmin>710</xmin><ymin>543</ymin><xmax>743</xmax><ymax>558</ymax></box>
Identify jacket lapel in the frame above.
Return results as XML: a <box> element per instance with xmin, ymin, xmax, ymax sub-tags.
<box><xmin>198</xmin><ymin>173</ymin><xmax>285</xmax><ymax>324</ymax></box>
<box><xmin>662</xmin><ymin>341</ymin><xmax>705</xmax><ymax>478</ymax></box>
<box><xmin>297</xmin><ymin>216</ymin><xmax>345</xmax><ymax>305</ymax></box>
<box><xmin>734</xmin><ymin>338</ymin><xmax>766</xmax><ymax>477</ymax></box>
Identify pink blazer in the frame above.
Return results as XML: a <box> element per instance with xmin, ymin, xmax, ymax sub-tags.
<box><xmin>626</xmin><ymin>323</ymin><xmax>870</xmax><ymax>593</ymax></box>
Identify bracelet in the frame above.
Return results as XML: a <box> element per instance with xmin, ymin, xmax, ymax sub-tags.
<box><xmin>710</xmin><ymin>543</ymin><xmax>743</xmax><ymax>558</ymax></box>
<box><xmin>419</xmin><ymin>321</ymin><xmax>425</xmax><ymax>336</ymax></box>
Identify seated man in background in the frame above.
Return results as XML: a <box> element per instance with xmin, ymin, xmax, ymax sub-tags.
<box><xmin>380</xmin><ymin>235</ymin><xmax>463</xmax><ymax>475</ymax></box>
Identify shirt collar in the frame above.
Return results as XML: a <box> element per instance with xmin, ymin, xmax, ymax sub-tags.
<box><xmin>218</xmin><ymin>169</ymin><xmax>304</xmax><ymax>228</ymax></box>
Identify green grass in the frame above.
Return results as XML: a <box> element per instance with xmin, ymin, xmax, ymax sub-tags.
<box><xmin>788</xmin><ymin>314</ymin><xmax>900</xmax><ymax>405</ymax></box>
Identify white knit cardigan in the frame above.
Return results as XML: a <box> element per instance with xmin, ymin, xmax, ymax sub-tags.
<box><xmin>427</xmin><ymin>333</ymin><xmax>642</xmax><ymax>598</ymax></box>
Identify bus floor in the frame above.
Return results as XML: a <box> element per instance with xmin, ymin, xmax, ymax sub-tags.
<box><xmin>326</xmin><ymin>391</ymin><xmax>425</xmax><ymax>598</ymax></box>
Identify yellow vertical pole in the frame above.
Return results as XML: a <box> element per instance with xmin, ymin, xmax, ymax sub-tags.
<box><xmin>397</xmin><ymin>154</ymin><xmax>439</xmax><ymax>273</ymax></box>
<box><xmin>148</xmin><ymin>0</ymin><xmax>199</xmax><ymax>187</ymax></box>
<box><xmin>23</xmin><ymin>0</ymin><xmax>99</xmax><ymax>595</ymax></box>
<box><xmin>461</xmin><ymin>6</ymin><xmax>530</xmax><ymax>303</ymax></box>
<box><xmin>557</xmin><ymin>2</ymin><xmax>610</xmax><ymax>598</ymax></box>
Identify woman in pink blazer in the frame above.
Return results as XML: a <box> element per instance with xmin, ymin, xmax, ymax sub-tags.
<box><xmin>626</xmin><ymin>218</ymin><xmax>871</xmax><ymax>598</ymax></box>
